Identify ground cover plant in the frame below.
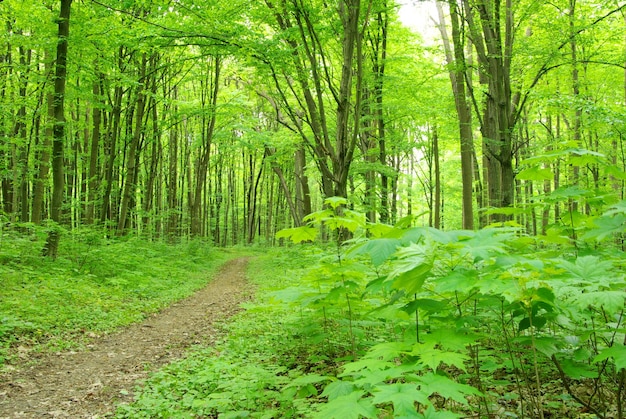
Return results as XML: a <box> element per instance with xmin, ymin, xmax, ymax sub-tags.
<box><xmin>117</xmin><ymin>197</ymin><xmax>625</xmax><ymax>418</ymax></box>
<box><xmin>0</xmin><ymin>226</ymin><xmax>233</xmax><ymax>365</ymax></box>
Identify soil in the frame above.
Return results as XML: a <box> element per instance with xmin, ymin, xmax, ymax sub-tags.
<box><xmin>0</xmin><ymin>257</ymin><xmax>251</xmax><ymax>419</ymax></box>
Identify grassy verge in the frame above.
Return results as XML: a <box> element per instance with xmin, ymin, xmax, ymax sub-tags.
<box><xmin>0</xmin><ymin>227</ymin><xmax>241</xmax><ymax>365</ymax></box>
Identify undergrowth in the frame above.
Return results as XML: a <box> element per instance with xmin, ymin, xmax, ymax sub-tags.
<box><xmin>116</xmin><ymin>197</ymin><xmax>625</xmax><ymax>418</ymax></box>
<box><xmin>0</xmin><ymin>226</ymin><xmax>235</xmax><ymax>365</ymax></box>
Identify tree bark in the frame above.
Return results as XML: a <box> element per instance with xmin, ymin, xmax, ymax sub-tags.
<box><xmin>437</xmin><ymin>1</ymin><xmax>475</xmax><ymax>229</ymax></box>
<box><xmin>43</xmin><ymin>0</ymin><xmax>72</xmax><ymax>258</ymax></box>
<box><xmin>117</xmin><ymin>53</ymin><xmax>147</xmax><ymax>235</ymax></box>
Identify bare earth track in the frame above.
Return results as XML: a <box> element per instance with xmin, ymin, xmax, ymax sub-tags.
<box><xmin>0</xmin><ymin>257</ymin><xmax>250</xmax><ymax>418</ymax></box>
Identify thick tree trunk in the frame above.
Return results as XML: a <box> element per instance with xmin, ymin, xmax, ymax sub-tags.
<box><xmin>43</xmin><ymin>0</ymin><xmax>72</xmax><ymax>258</ymax></box>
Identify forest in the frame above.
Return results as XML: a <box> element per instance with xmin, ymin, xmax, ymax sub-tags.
<box><xmin>1</xmin><ymin>0</ymin><xmax>626</xmax><ymax>417</ymax></box>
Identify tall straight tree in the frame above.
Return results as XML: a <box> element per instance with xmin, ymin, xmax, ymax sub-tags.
<box><xmin>436</xmin><ymin>1</ymin><xmax>475</xmax><ymax>229</ymax></box>
<box><xmin>43</xmin><ymin>0</ymin><xmax>72</xmax><ymax>258</ymax></box>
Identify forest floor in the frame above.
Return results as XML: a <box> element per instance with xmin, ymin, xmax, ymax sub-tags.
<box><xmin>0</xmin><ymin>257</ymin><xmax>251</xmax><ymax>418</ymax></box>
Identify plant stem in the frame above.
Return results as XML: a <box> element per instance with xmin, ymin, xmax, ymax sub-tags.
<box><xmin>528</xmin><ymin>310</ymin><xmax>545</xmax><ymax>419</ymax></box>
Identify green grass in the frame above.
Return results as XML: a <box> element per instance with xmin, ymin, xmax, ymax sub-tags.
<box><xmin>0</xmin><ymin>227</ymin><xmax>243</xmax><ymax>364</ymax></box>
<box><xmin>114</xmin><ymin>246</ymin><xmax>323</xmax><ymax>418</ymax></box>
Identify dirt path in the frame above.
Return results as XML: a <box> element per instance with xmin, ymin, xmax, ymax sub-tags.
<box><xmin>0</xmin><ymin>257</ymin><xmax>251</xmax><ymax>418</ymax></box>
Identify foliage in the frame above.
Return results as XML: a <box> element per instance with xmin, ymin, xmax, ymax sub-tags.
<box><xmin>0</xmin><ymin>226</ymin><xmax>235</xmax><ymax>365</ymax></box>
<box><xmin>117</xmin><ymin>198</ymin><xmax>626</xmax><ymax>418</ymax></box>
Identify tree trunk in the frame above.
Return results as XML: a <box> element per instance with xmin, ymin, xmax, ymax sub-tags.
<box><xmin>85</xmin><ymin>74</ymin><xmax>101</xmax><ymax>224</ymax></box>
<box><xmin>117</xmin><ymin>53</ymin><xmax>147</xmax><ymax>235</ymax></box>
<box><xmin>437</xmin><ymin>1</ymin><xmax>475</xmax><ymax>230</ymax></box>
<box><xmin>190</xmin><ymin>57</ymin><xmax>220</xmax><ymax>237</ymax></box>
<box><xmin>43</xmin><ymin>0</ymin><xmax>72</xmax><ymax>258</ymax></box>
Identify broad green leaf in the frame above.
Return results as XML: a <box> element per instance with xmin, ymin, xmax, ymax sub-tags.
<box><xmin>365</xmin><ymin>222</ymin><xmax>395</xmax><ymax>238</ymax></box>
<box><xmin>558</xmin><ymin>256</ymin><xmax>613</xmax><ymax>285</ymax></box>
<box><xmin>388</xmin><ymin>243</ymin><xmax>434</xmax><ymax>293</ymax></box>
<box><xmin>605</xmin><ymin>165</ymin><xmax>626</xmax><ymax>181</ymax></box>
<box><xmin>516</xmin><ymin>167</ymin><xmax>553</xmax><ymax>181</ymax></box>
<box><xmin>412</xmin><ymin>342</ymin><xmax>469</xmax><ymax>372</ymax></box>
<box><xmin>434</xmin><ymin>269</ymin><xmax>478</xmax><ymax>294</ymax></box>
<box><xmin>518</xmin><ymin>316</ymin><xmax>547</xmax><ymax>331</ymax></box>
<box><xmin>423</xmin><ymin>329</ymin><xmax>481</xmax><ymax>351</ymax></box>
<box><xmin>275</xmin><ymin>226</ymin><xmax>318</xmax><ymax>243</ymax></box>
<box><xmin>400</xmin><ymin>298</ymin><xmax>447</xmax><ymax>315</ymax></box>
<box><xmin>575</xmin><ymin>291</ymin><xmax>626</xmax><ymax>314</ymax></box>
<box><xmin>420</xmin><ymin>405</ymin><xmax>462</xmax><ymax>419</ymax></box>
<box><xmin>549</xmin><ymin>186</ymin><xmax>592</xmax><ymax>201</ymax></box>
<box><xmin>559</xmin><ymin>358</ymin><xmax>599</xmax><ymax>379</ymax></box>
<box><xmin>593</xmin><ymin>345</ymin><xmax>626</xmax><ymax>371</ymax></box>
<box><xmin>584</xmin><ymin>214</ymin><xmax>626</xmax><ymax>240</ymax></box>
<box><xmin>321</xmin><ymin>380</ymin><xmax>357</xmax><ymax>401</ymax></box>
<box><xmin>417</xmin><ymin>373</ymin><xmax>482</xmax><ymax>405</ymax></box>
<box><xmin>363</xmin><ymin>341</ymin><xmax>412</xmax><ymax>361</ymax></box>
<box><xmin>347</xmin><ymin>238</ymin><xmax>401</xmax><ymax>266</ymax></box>
<box><xmin>512</xmin><ymin>336</ymin><xmax>561</xmax><ymax>357</ymax></box>
<box><xmin>371</xmin><ymin>383</ymin><xmax>430</xmax><ymax>414</ymax></box>
<box><xmin>324</xmin><ymin>196</ymin><xmax>349</xmax><ymax>210</ymax></box>
<box><xmin>604</xmin><ymin>200</ymin><xmax>626</xmax><ymax>216</ymax></box>
<box><xmin>312</xmin><ymin>391</ymin><xmax>377</xmax><ymax>419</ymax></box>
<box><xmin>341</xmin><ymin>359</ymin><xmax>394</xmax><ymax>376</ymax></box>
<box><xmin>456</xmin><ymin>228</ymin><xmax>512</xmax><ymax>262</ymax></box>
<box><xmin>391</xmin><ymin>263</ymin><xmax>432</xmax><ymax>294</ymax></box>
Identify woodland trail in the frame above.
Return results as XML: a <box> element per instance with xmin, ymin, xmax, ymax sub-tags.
<box><xmin>0</xmin><ymin>257</ymin><xmax>251</xmax><ymax>418</ymax></box>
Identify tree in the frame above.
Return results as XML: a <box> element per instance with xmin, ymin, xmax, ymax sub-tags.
<box><xmin>43</xmin><ymin>0</ymin><xmax>72</xmax><ymax>258</ymax></box>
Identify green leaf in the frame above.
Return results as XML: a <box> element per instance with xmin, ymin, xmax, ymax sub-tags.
<box><xmin>584</xmin><ymin>214</ymin><xmax>626</xmax><ymax>240</ymax></box>
<box><xmin>412</xmin><ymin>342</ymin><xmax>470</xmax><ymax>372</ymax></box>
<box><xmin>420</xmin><ymin>405</ymin><xmax>462</xmax><ymax>419</ymax></box>
<box><xmin>593</xmin><ymin>345</ymin><xmax>626</xmax><ymax>371</ymax></box>
<box><xmin>549</xmin><ymin>186</ymin><xmax>592</xmax><ymax>201</ymax></box>
<box><xmin>417</xmin><ymin>373</ymin><xmax>482</xmax><ymax>405</ymax></box>
<box><xmin>575</xmin><ymin>291</ymin><xmax>625</xmax><ymax>314</ymax></box>
<box><xmin>512</xmin><ymin>336</ymin><xmax>561</xmax><ymax>357</ymax></box>
<box><xmin>275</xmin><ymin>226</ymin><xmax>318</xmax><ymax>243</ymax></box>
<box><xmin>517</xmin><ymin>167</ymin><xmax>553</xmax><ymax>181</ymax></box>
<box><xmin>401</xmin><ymin>298</ymin><xmax>447</xmax><ymax>315</ymax></box>
<box><xmin>604</xmin><ymin>200</ymin><xmax>626</xmax><ymax>216</ymax></box>
<box><xmin>391</xmin><ymin>263</ymin><xmax>432</xmax><ymax>294</ymax></box>
<box><xmin>347</xmin><ymin>238</ymin><xmax>401</xmax><ymax>266</ymax></box>
<box><xmin>324</xmin><ymin>196</ymin><xmax>349</xmax><ymax>210</ymax></box>
<box><xmin>423</xmin><ymin>329</ymin><xmax>481</xmax><ymax>351</ymax></box>
<box><xmin>321</xmin><ymin>380</ymin><xmax>357</xmax><ymax>401</ymax></box>
<box><xmin>363</xmin><ymin>341</ymin><xmax>412</xmax><ymax>361</ymax></box>
<box><xmin>559</xmin><ymin>358</ymin><xmax>599</xmax><ymax>379</ymax></box>
<box><xmin>312</xmin><ymin>391</ymin><xmax>377</xmax><ymax>419</ymax></box>
<box><xmin>558</xmin><ymin>256</ymin><xmax>613</xmax><ymax>285</ymax></box>
<box><xmin>371</xmin><ymin>383</ymin><xmax>430</xmax><ymax>414</ymax></box>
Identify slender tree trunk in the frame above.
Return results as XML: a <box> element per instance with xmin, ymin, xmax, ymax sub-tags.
<box><xmin>437</xmin><ymin>1</ymin><xmax>475</xmax><ymax>229</ymax></box>
<box><xmin>85</xmin><ymin>74</ymin><xmax>101</xmax><ymax>224</ymax></box>
<box><xmin>433</xmin><ymin>126</ymin><xmax>441</xmax><ymax>229</ymax></box>
<box><xmin>190</xmin><ymin>57</ymin><xmax>220</xmax><ymax>237</ymax></box>
<box><xmin>43</xmin><ymin>0</ymin><xmax>72</xmax><ymax>258</ymax></box>
<box><xmin>32</xmin><ymin>64</ymin><xmax>52</xmax><ymax>225</ymax></box>
<box><xmin>101</xmin><ymin>51</ymin><xmax>124</xmax><ymax>225</ymax></box>
<box><xmin>15</xmin><ymin>44</ymin><xmax>31</xmax><ymax>223</ymax></box>
<box><xmin>117</xmin><ymin>53</ymin><xmax>147</xmax><ymax>235</ymax></box>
